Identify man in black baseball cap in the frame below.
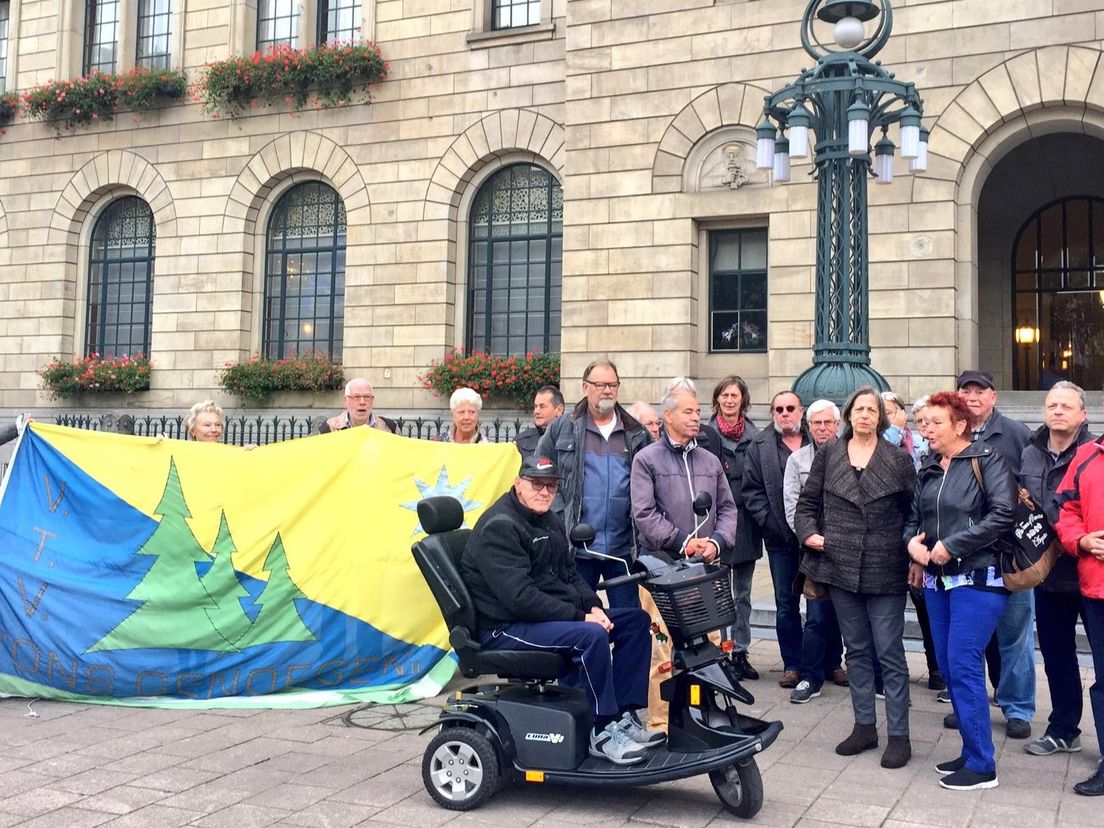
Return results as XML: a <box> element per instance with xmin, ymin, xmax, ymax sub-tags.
<box><xmin>460</xmin><ymin>454</ymin><xmax>661</xmax><ymax>765</ymax></box>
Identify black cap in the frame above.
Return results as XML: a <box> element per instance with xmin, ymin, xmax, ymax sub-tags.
<box><xmin>519</xmin><ymin>455</ymin><xmax>560</xmax><ymax>480</ymax></box>
<box><xmin>956</xmin><ymin>370</ymin><xmax>995</xmax><ymax>390</ymax></box>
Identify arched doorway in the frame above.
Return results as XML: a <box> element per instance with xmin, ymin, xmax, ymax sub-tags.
<box><xmin>976</xmin><ymin>132</ymin><xmax>1104</xmax><ymax>390</ymax></box>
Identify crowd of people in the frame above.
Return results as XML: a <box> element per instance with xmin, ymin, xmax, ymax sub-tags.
<box><xmin>3</xmin><ymin>363</ymin><xmax>1103</xmax><ymax>795</ymax></box>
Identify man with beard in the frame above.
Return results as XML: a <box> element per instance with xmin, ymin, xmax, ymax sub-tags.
<box><xmin>742</xmin><ymin>390</ymin><xmax>810</xmax><ymax>688</ymax></box>
<box><xmin>538</xmin><ymin>359</ymin><xmax>652</xmax><ymax>609</ymax></box>
<box><xmin>515</xmin><ymin>385</ymin><xmax>565</xmax><ymax>459</ymax></box>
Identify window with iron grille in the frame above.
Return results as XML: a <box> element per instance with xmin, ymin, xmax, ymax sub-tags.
<box><xmin>136</xmin><ymin>0</ymin><xmax>172</xmax><ymax>69</ymax></box>
<box><xmin>257</xmin><ymin>0</ymin><xmax>300</xmax><ymax>52</ymax></box>
<box><xmin>263</xmin><ymin>183</ymin><xmax>346</xmax><ymax>361</ymax></box>
<box><xmin>491</xmin><ymin>0</ymin><xmax>540</xmax><ymax>29</ymax></box>
<box><xmin>318</xmin><ymin>0</ymin><xmax>360</xmax><ymax>45</ymax></box>
<box><xmin>83</xmin><ymin>0</ymin><xmax>120</xmax><ymax>75</ymax></box>
<box><xmin>0</xmin><ymin>2</ymin><xmax>10</xmax><ymax>93</ymax></box>
<box><xmin>86</xmin><ymin>197</ymin><xmax>156</xmax><ymax>358</ymax></box>
<box><xmin>467</xmin><ymin>164</ymin><xmax>562</xmax><ymax>356</ymax></box>
<box><xmin>708</xmin><ymin>229</ymin><xmax>768</xmax><ymax>353</ymax></box>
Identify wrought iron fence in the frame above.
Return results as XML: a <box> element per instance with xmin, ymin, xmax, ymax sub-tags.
<box><xmin>52</xmin><ymin>413</ymin><xmax>527</xmax><ymax>446</ymax></box>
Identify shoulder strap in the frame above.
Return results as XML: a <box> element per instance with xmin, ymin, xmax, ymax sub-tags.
<box><xmin>970</xmin><ymin>456</ymin><xmax>984</xmax><ymax>493</ymax></box>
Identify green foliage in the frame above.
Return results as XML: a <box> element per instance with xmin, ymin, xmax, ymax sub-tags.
<box><xmin>37</xmin><ymin>353</ymin><xmax>152</xmax><ymax>399</ymax></box>
<box><xmin>0</xmin><ymin>92</ymin><xmax>19</xmax><ymax>127</ymax></box>
<box><xmin>197</xmin><ymin>42</ymin><xmax>389</xmax><ymax>117</ymax></box>
<box><xmin>20</xmin><ymin>68</ymin><xmax>187</xmax><ymax>130</ymax></box>
<box><xmin>218</xmin><ymin>353</ymin><xmax>345</xmax><ymax>401</ymax></box>
<box><xmin>420</xmin><ymin>350</ymin><xmax>561</xmax><ymax>409</ymax></box>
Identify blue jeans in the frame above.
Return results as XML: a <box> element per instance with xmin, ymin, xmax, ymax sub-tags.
<box><xmin>767</xmin><ymin>545</ymin><xmax>803</xmax><ymax>672</ymax></box>
<box><xmin>1035</xmin><ymin>589</ymin><xmax>1084</xmax><ymax>741</ymax></box>
<box><xmin>729</xmin><ymin>561</ymin><xmax>756</xmax><ymax>654</ymax></box>
<box><xmin>576</xmin><ymin>556</ymin><xmax>641</xmax><ymax>610</ymax></box>
<box><xmin>480</xmin><ymin>607</ymin><xmax>651</xmax><ymax>718</ymax></box>
<box><xmin>994</xmin><ymin>589</ymin><xmax>1036</xmax><ymax>721</ymax></box>
<box><xmin>926</xmin><ymin>586</ymin><xmax>1008</xmax><ymax>774</ymax></box>
<box><xmin>801</xmin><ymin>596</ymin><xmax>843</xmax><ymax>689</ymax></box>
<box><xmin>1081</xmin><ymin>596</ymin><xmax>1104</xmax><ymax>763</ymax></box>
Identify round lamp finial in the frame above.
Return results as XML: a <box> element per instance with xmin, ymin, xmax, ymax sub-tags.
<box><xmin>833</xmin><ymin>16</ymin><xmax>865</xmax><ymax>49</ymax></box>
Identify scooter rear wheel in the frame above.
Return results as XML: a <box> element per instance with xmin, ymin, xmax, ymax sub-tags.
<box><xmin>709</xmin><ymin>758</ymin><xmax>763</xmax><ymax>818</ymax></box>
<box><xmin>422</xmin><ymin>727</ymin><xmax>500</xmax><ymax>811</ymax></box>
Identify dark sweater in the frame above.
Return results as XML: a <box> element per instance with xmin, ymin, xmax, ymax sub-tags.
<box><xmin>461</xmin><ymin>489</ymin><xmax>601</xmax><ymax>634</ymax></box>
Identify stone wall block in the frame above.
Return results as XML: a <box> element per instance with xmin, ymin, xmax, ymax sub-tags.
<box><xmin>715</xmin><ymin>83</ymin><xmax>745</xmax><ymax>126</ymax></box>
<box><xmin>1005</xmin><ymin>52</ymin><xmax>1043</xmax><ymax>112</ymax></box>
<box><xmin>500</xmin><ymin>109</ymin><xmax>521</xmax><ymax>149</ymax></box>
<box><xmin>1036</xmin><ymin>46</ymin><xmax>1070</xmax><ymax>105</ymax></box>
<box><xmin>691</xmin><ymin>89</ymin><xmax>722</xmax><ymax>133</ymax></box>
<box><xmin>977</xmin><ymin>65</ymin><xmax>1021</xmax><ymax>126</ymax></box>
<box><xmin>671</xmin><ymin>106</ymin><xmax>706</xmax><ymax>148</ymax></box>
<box><xmin>1082</xmin><ymin>51</ymin><xmax>1104</xmax><ymax>111</ymax></box>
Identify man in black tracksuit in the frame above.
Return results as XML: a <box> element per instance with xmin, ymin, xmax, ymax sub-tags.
<box><xmin>461</xmin><ymin>455</ymin><xmax>660</xmax><ymax>765</ymax></box>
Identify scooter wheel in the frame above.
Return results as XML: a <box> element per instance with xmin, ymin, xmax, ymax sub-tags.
<box><xmin>709</xmin><ymin>758</ymin><xmax>763</xmax><ymax>819</ymax></box>
<box><xmin>422</xmin><ymin>727</ymin><xmax>500</xmax><ymax>811</ymax></box>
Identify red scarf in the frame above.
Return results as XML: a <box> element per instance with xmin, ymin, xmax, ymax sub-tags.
<box><xmin>715</xmin><ymin>414</ymin><xmax>745</xmax><ymax>442</ymax></box>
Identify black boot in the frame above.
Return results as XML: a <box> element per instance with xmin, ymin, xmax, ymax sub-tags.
<box><xmin>835</xmin><ymin>723</ymin><xmax>878</xmax><ymax>756</ymax></box>
<box><xmin>880</xmin><ymin>735</ymin><xmax>911</xmax><ymax>769</ymax></box>
<box><xmin>1074</xmin><ymin>765</ymin><xmax>1104</xmax><ymax>796</ymax></box>
<box><xmin>733</xmin><ymin>652</ymin><xmax>759</xmax><ymax>680</ymax></box>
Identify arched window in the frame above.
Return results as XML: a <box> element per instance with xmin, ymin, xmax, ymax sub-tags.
<box><xmin>1012</xmin><ymin>196</ymin><xmax>1104</xmax><ymax>390</ymax></box>
<box><xmin>86</xmin><ymin>197</ymin><xmax>155</xmax><ymax>358</ymax></box>
<box><xmin>467</xmin><ymin>164</ymin><xmax>562</xmax><ymax>355</ymax></box>
<box><xmin>263</xmin><ymin>182</ymin><xmax>346</xmax><ymax>361</ymax></box>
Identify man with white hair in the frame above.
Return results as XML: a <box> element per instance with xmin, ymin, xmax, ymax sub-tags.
<box><xmin>782</xmin><ymin>399</ymin><xmax>846</xmax><ymax>703</ymax></box>
<box><xmin>631</xmin><ymin>377</ymin><xmax>738</xmax><ymax>728</ymax></box>
<box><xmin>628</xmin><ymin>401</ymin><xmax>662</xmax><ymax>441</ymax></box>
<box><xmin>319</xmin><ymin>378</ymin><xmax>397</xmax><ymax>434</ymax></box>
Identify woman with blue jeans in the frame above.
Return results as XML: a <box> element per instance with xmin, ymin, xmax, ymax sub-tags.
<box><xmin>904</xmin><ymin>391</ymin><xmax>1017</xmax><ymax>791</ymax></box>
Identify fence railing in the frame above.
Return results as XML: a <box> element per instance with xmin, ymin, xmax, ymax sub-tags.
<box><xmin>52</xmin><ymin>413</ymin><xmax>527</xmax><ymax>446</ymax></box>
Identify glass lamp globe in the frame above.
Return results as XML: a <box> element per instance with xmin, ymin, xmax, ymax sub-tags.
<box><xmin>834</xmin><ymin>16</ymin><xmax>865</xmax><ymax>49</ymax></box>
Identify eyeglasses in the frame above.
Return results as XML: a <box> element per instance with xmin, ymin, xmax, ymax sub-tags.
<box><xmin>585</xmin><ymin>381</ymin><xmax>620</xmax><ymax>390</ymax></box>
<box><xmin>346</xmin><ymin>394</ymin><xmax>374</xmax><ymax>402</ymax></box>
<box><xmin>809</xmin><ymin>419</ymin><xmax>837</xmax><ymax>428</ymax></box>
<box><xmin>774</xmin><ymin>405</ymin><xmax>798</xmax><ymax>414</ymax></box>
<box><xmin>525</xmin><ymin>479</ymin><xmax>559</xmax><ymax>493</ymax></box>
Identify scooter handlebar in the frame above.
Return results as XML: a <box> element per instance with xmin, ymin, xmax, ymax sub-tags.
<box><xmin>598</xmin><ymin>571</ymin><xmax>650</xmax><ymax>590</ymax></box>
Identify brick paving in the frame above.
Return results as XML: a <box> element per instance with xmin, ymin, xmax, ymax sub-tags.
<box><xmin>1</xmin><ymin>636</ymin><xmax>1099</xmax><ymax>827</ymax></box>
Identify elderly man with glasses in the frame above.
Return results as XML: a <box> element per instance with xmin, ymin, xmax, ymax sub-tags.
<box><xmin>461</xmin><ymin>454</ymin><xmax>661</xmax><ymax>766</ymax></box>
<box><xmin>537</xmin><ymin>359</ymin><xmax>652</xmax><ymax>609</ymax></box>
<box><xmin>742</xmin><ymin>390</ymin><xmax>811</xmax><ymax>688</ymax></box>
<box><xmin>319</xmin><ymin>378</ymin><xmax>397</xmax><ymax>434</ymax></box>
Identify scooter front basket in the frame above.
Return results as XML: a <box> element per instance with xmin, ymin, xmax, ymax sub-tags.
<box><xmin>649</xmin><ymin>564</ymin><xmax>736</xmax><ymax>646</ymax></box>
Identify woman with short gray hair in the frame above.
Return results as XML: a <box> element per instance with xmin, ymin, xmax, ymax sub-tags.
<box><xmin>437</xmin><ymin>387</ymin><xmax>485</xmax><ymax>443</ymax></box>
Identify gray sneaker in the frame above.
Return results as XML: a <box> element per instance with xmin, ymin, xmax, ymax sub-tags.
<box><xmin>619</xmin><ymin>711</ymin><xmax>666</xmax><ymax>748</ymax></box>
<box><xmin>589</xmin><ymin>721</ymin><xmax>647</xmax><ymax>765</ymax></box>
<box><xmin>1025</xmin><ymin>734</ymin><xmax>1082</xmax><ymax>756</ymax></box>
<box><xmin>790</xmin><ymin>680</ymin><xmax>822</xmax><ymax>704</ymax></box>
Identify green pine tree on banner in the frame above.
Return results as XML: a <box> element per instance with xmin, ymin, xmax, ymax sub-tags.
<box><xmin>200</xmin><ymin>511</ymin><xmax>254</xmax><ymax>649</ymax></box>
<box><xmin>239</xmin><ymin>533</ymin><xmax>316</xmax><ymax>647</ymax></box>
<box><xmin>88</xmin><ymin>458</ymin><xmax>233</xmax><ymax>653</ymax></box>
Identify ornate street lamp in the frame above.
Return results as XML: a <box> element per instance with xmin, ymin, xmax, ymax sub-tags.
<box><xmin>757</xmin><ymin>0</ymin><xmax>927</xmax><ymax>404</ymax></box>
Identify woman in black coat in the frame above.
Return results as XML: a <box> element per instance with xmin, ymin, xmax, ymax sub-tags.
<box><xmin>701</xmin><ymin>375</ymin><xmax>760</xmax><ymax>681</ymax></box>
<box><xmin>794</xmin><ymin>386</ymin><xmax>916</xmax><ymax>769</ymax></box>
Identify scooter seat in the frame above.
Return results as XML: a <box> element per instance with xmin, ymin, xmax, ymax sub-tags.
<box><xmin>469</xmin><ymin>649</ymin><xmax>572</xmax><ymax>681</ymax></box>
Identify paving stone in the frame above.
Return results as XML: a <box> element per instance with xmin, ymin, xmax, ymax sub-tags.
<box><xmin>0</xmin><ymin>785</ymin><xmax>85</xmax><ymax>816</ymax></box>
<box><xmin>99</xmin><ymin>805</ymin><xmax>208</xmax><ymax>827</ymax></box>
<box><xmin>12</xmin><ymin>807</ymin><xmax>116</xmax><ymax>827</ymax></box>
<box><xmin>277</xmin><ymin>799</ymin><xmax>380</xmax><ymax>827</ymax></box>
<box><xmin>189</xmin><ymin>802</ymin><xmax>294</xmax><ymax>827</ymax></box>
<box><xmin>77</xmin><ymin>783</ymin><xmax>171</xmax><ymax>815</ymax></box>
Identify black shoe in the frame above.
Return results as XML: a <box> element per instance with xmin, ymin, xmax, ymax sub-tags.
<box><xmin>1073</xmin><ymin>767</ymin><xmax>1104</xmax><ymax>796</ymax></box>
<box><xmin>936</xmin><ymin>689</ymin><xmax>951</xmax><ymax>704</ymax></box>
<box><xmin>733</xmin><ymin>652</ymin><xmax>759</xmax><ymax>681</ymax></box>
<box><xmin>943</xmin><ymin>711</ymin><xmax>958</xmax><ymax>730</ymax></box>
<box><xmin>939</xmin><ymin>767</ymin><xmax>998</xmax><ymax>791</ymax></box>
<box><xmin>881</xmin><ymin>735</ymin><xmax>911</xmax><ymax>769</ymax></box>
<box><xmin>1005</xmin><ymin>718</ymin><xmax>1031</xmax><ymax>739</ymax></box>
<box><xmin>835</xmin><ymin>724</ymin><xmax>878</xmax><ymax>756</ymax></box>
<box><xmin>928</xmin><ymin>671</ymin><xmax>946</xmax><ymax>691</ymax></box>
<box><xmin>935</xmin><ymin>756</ymin><xmax>966</xmax><ymax>776</ymax></box>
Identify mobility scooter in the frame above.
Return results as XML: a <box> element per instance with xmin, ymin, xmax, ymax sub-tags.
<box><xmin>410</xmin><ymin>494</ymin><xmax>782</xmax><ymax>817</ymax></box>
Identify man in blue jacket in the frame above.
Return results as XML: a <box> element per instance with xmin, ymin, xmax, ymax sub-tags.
<box><xmin>537</xmin><ymin>359</ymin><xmax>652</xmax><ymax>608</ymax></box>
<box><xmin>956</xmin><ymin>370</ymin><xmax>1035</xmax><ymax>739</ymax></box>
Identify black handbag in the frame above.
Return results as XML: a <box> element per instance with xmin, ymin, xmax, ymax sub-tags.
<box><xmin>970</xmin><ymin>458</ymin><xmax>1060</xmax><ymax>591</ymax></box>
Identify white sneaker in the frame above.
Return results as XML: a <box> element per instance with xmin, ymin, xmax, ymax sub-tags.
<box><xmin>618</xmin><ymin>711</ymin><xmax>666</xmax><ymax>748</ymax></box>
<box><xmin>589</xmin><ymin>721</ymin><xmax>647</xmax><ymax>765</ymax></box>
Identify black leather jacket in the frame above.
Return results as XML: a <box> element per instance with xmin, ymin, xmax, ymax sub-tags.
<box><xmin>903</xmin><ymin>442</ymin><xmax>1017</xmax><ymax>578</ymax></box>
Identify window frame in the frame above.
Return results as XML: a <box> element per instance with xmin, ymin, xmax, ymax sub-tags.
<box><xmin>465</xmin><ymin>163</ymin><xmax>563</xmax><ymax>357</ymax></box>
<box><xmin>0</xmin><ymin>1</ymin><xmax>10</xmax><ymax>93</ymax></box>
<box><xmin>82</xmin><ymin>0</ymin><xmax>121</xmax><ymax>75</ymax></box>
<box><xmin>85</xmin><ymin>196</ymin><xmax>156</xmax><ymax>359</ymax></box>
<box><xmin>262</xmin><ymin>181</ymin><xmax>347</xmax><ymax>362</ymax></box>
<box><xmin>317</xmin><ymin>0</ymin><xmax>361</xmax><ymax>45</ymax></box>
<box><xmin>490</xmin><ymin>0</ymin><xmax>540</xmax><ymax>31</ymax></box>
<box><xmin>135</xmin><ymin>0</ymin><xmax>172</xmax><ymax>69</ymax></box>
<box><xmin>706</xmin><ymin>227</ymin><xmax>769</xmax><ymax>354</ymax></box>
<box><xmin>256</xmin><ymin>0</ymin><xmax>300</xmax><ymax>53</ymax></box>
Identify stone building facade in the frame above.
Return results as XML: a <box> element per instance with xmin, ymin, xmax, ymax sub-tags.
<box><xmin>1</xmin><ymin>0</ymin><xmax>1103</xmax><ymax>416</ymax></box>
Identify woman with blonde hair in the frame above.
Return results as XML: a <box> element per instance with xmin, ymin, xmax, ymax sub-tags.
<box><xmin>185</xmin><ymin>401</ymin><xmax>225</xmax><ymax>443</ymax></box>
